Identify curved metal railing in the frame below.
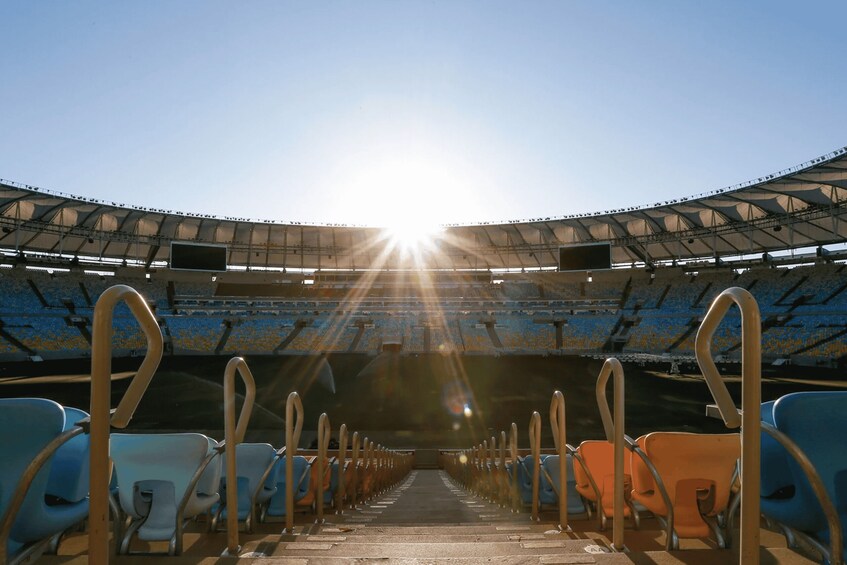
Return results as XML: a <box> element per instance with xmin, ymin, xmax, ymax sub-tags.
<box><xmin>350</xmin><ymin>431</ymin><xmax>360</xmax><ymax>509</ymax></box>
<box><xmin>695</xmin><ymin>286</ymin><xmax>760</xmax><ymax>564</ymax></box>
<box><xmin>284</xmin><ymin>392</ymin><xmax>304</xmax><ymax>533</ymax></box>
<box><xmin>221</xmin><ymin>357</ymin><xmax>257</xmax><ymax>556</ymax></box>
<box><xmin>595</xmin><ymin>358</ymin><xmax>625</xmax><ymax>551</ymax></box>
<box><xmin>499</xmin><ymin>430</ymin><xmax>507</xmax><ymax>507</ymax></box>
<box><xmin>529</xmin><ymin>411</ymin><xmax>542</xmax><ymax>522</ymax></box>
<box><xmin>336</xmin><ymin>423</ymin><xmax>348</xmax><ymax>514</ymax></box>
<box><xmin>315</xmin><ymin>413</ymin><xmax>331</xmax><ymax>523</ymax></box>
<box><xmin>549</xmin><ymin>390</ymin><xmax>569</xmax><ymax>531</ymax></box>
<box><xmin>89</xmin><ymin>285</ymin><xmax>164</xmax><ymax>565</ymax></box>
<box><xmin>509</xmin><ymin>422</ymin><xmax>519</xmax><ymax>511</ymax></box>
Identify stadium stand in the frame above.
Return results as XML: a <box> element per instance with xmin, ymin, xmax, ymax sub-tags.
<box><xmin>0</xmin><ymin>256</ymin><xmax>845</xmax><ymax>364</ymax></box>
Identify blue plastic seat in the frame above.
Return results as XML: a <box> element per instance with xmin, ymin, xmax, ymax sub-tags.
<box><xmin>0</xmin><ymin>399</ymin><xmax>89</xmax><ymax>561</ymax></box>
<box><xmin>760</xmin><ymin>400</ymin><xmax>793</xmax><ymax>499</ymax></box>
<box><xmin>760</xmin><ymin>391</ymin><xmax>847</xmax><ymax>560</ymax></box>
<box><xmin>46</xmin><ymin>406</ymin><xmax>91</xmax><ymax>505</ymax></box>
<box><xmin>515</xmin><ymin>454</ymin><xmax>547</xmax><ymax>507</ymax></box>
<box><xmin>266</xmin><ymin>455</ymin><xmax>312</xmax><ymax>517</ymax></box>
<box><xmin>216</xmin><ymin>443</ymin><xmax>278</xmax><ymax>531</ymax></box>
<box><xmin>110</xmin><ymin>432</ymin><xmax>220</xmax><ymax>554</ymax></box>
<box><xmin>541</xmin><ymin>454</ymin><xmax>587</xmax><ymax>515</ymax></box>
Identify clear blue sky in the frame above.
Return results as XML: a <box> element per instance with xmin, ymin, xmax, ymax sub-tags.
<box><xmin>1</xmin><ymin>1</ymin><xmax>845</xmax><ymax>227</ymax></box>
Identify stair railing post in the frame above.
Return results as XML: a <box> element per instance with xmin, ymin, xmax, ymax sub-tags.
<box><xmin>221</xmin><ymin>357</ymin><xmax>256</xmax><ymax>556</ymax></box>
<box><xmin>695</xmin><ymin>287</ymin><xmax>761</xmax><ymax>564</ymax></box>
<box><xmin>595</xmin><ymin>358</ymin><xmax>625</xmax><ymax>552</ymax></box>
<box><xmin>284</xmin><ymin>392</ymin><xmax>304</xmax><ymax>533</ymax></box>
<box><xmin>316</xmin><ymin>413</ymin><xmax>330</xmax><ymax>523</ymax></box>
<box><xmin>336</xmin><ymin>423</ymin><xmax>348</xmax><ymax>514</ymax></box>
<box><xmin>90</xmin><ymin>285</ymin><xmax>163</xmax><ymax>565</ymax></box>
<box><xmin>529</xmin><ymin>411</ymin><xmax>542</xmax><ymax>522</ymax></box>
<box><xmin>550</xmin><ymin>390</ymin><xmax>569</xmax><ymax>531</ymax></box>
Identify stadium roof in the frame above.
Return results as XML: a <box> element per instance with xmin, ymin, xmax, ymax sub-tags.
<box><xmin>2</xmin><ymin>145</ymin><xmax>847</xmax><ymax>272</ymax></box>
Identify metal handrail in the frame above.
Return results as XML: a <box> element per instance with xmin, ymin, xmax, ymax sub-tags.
<box><xmin>695</xmin><ymin>287</ymin><xmax>760</xmax><ymax>564</ymax></box>
<box><xmin>336</xmin><ymin>424</ymin><xmax>348</xmax><ymax>514</ymax></box>
<box><xmin>315</xmin><ymin>413</ymin><xmax>331</xmax><ymax>523</ymax></box>
<box><xmin>172</xmin><ymin>445</ymin><xmax>223</xmax><ymax>555</ymax></box>
<box><xmin>350</xmin><ymin>431</ymin><xmax>360</xmax><ymax>509</ymax></box>
<box><xmin>529</xmin><ymin>411</ymin><xmax>542</xmax><ymax>522</ymax></box>
<box><xmin>89</xmin><ymin>284</ymin><xmax>164</xmax><ymax>565</ymax></box>
<box><xmin>284</xmin><ymin>392</ymin><xmax>304</xmax><ymax>533</ymax></box>
<box><xmin>221</xmin><ymin>357</ymin><xmax>256</xmax><ymax>556</ymax></box>
<box><xmin>550</xmin><ymin>391</ymin><xmax>569</xmax><ymax>531</ymax></box>
<box><xmin>628</xmin><ymin>435</ymin><xmax>676</xmax><ymax>550</ymax></box>
<box><xmin>0</xmin><ymin>426</ymin><xmax>86</xmax><ymax>561</ymax></box>
<box><xmin>595</xmin><ymin>357</ymin><xmax>625</xmax><ymax>551</ymax></box>
<box><xmin>760</xmin><ymin>422</ymin><xmax>842</xmax><ymax>564</ymax></box>
<box><xmin>499</xmin><ymin>430</ymin><xmax>507</xmax><ymax>507</ymax></box>
<box><xmin>489</xmin><ymin>436</ymin><xmax>497</xmax><ymax>503</ymax></box>
<box><xmin>509</xmin><ymin>422</ymin><xmax>519</xmax><ymax>511</ymax></box>
<box><xmin>569</xmin><ymin>444</ymin><xmax>604</xmax><ymax>527</ymax></box>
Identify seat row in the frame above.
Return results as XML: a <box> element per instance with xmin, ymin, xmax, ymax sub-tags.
<box><xmin>0</xmin><ymin>395</ymin><xmax>411</xmax><ymax>563</ymax></box>
<box><xmin>444</xmin><ymin>411</ymin><xmax>739</xmax><ymax>548</ymax></box>
<box><xmin>446</xmin><ymin>386</ymin><xmax>847</xmax><ymax>563</ymax></box>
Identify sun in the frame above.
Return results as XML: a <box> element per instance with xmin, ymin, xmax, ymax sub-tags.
<box><xmin>384</xmin><ymin>218</ymin><xmax>442</xmax><ymax>252</ymax></box>
<box><xmin>325</xmin><ymin>154</ymin><xmax>476</xmax><ymax>240</ymax></box>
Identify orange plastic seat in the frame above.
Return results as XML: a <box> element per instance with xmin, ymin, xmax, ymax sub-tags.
<box><xmin>296</xmin><ymin>455</ymin><xmax>333</xmax><ymax>509</ymax></box>
<box><xmin>631</xmin><ymin>432</ymin><xmax>739</xmax><ymax>540</ymax></box>
<box><xmin>574</xmin><ymin>440</ymin><xmax>633</xmax><ymax>519</ymax></box>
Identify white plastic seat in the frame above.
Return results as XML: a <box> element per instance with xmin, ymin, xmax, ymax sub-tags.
<box><xmin>110</xmin><ymin>433</ymin><xmax>220</xmax><ymax>555</ymax></box>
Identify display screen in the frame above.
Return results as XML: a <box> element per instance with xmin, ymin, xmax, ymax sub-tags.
<box><xmin>558</xmin><ymin>243</ymin><xmax>611</xmax><ymax>272</ymax></box>
<box><xmin>170</xmin><ymin>242</ymin><xmax>227</xmax><ymax>272</ymax></box>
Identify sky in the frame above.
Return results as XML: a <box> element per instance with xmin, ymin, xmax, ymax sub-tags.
<box><xmin>1</xmin><ymin>1</ymin><xmax>846</xmax><ymax>229</ymax></box>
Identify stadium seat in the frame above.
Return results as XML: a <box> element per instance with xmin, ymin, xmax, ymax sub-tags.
<box><xmin>760</xmin><ymin>392</ymin><xmax>847</xmax><ymax>561</ymax></box>
<box><xmin>110</xmin><ymin>433</ymin><xmax>221</xmax><ymax>555</ymax></box>
<box><xmin>630</xmin><ymin>432</ymin><xmax>739</xmax><ymax>543</ymax></box>
<box><xmin>266</xmin><ymin>455</ymin><xmax>312</xmax><ymax>518</ymax></box>
<box><xmin>540</xmin><ymin>454</ymin><xmax>587</xmax><ymax>515</ymax></box>
<box><xmin>214</xmin><ymin>443</ymin><xmax>278</xmax><ymax>532</ymax></box>
<box><xmin>515</xmin><ymin>455</ymin><xmax>545</xmax><ymax>507</ymax></box>
<box><xmin>573</xmin><ymin>440</ymin><xmax>636</xmax><ymax>528</ymax></box>
<box><xmin>0</xmin><ymin>399</ymin><xmax>90</xmax><ymax>562</ymax></box>
<box><xmin>46</xmin><ymin>406</ymin><xmax>91</xmax><ymax>506</ymax></box>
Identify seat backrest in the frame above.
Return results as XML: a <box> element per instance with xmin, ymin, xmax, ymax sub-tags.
<box><xmin>266</xmin><ymin>455</ymin><xmax>311</xmax><ymax>516</ymax></box>
<box><xmin>773</xmin><ymin>391</ymin><xmax>847</xmax><ymax>534</ymax></box>
<box><xmin>633</xmin><ymin>432</ymin><xmax>740</xmax><ymax>513</ymax></box>
<box><xmin>0</xmin><ymin>398</ymin><xmax>66</xmax><ymax>545</ymax></box>
<box><xmin>760</xmin><ymin>400</ymin><xmax>793</xmax><ymax>498</ymax></box>
<box><xmin>575</xmin><ymin>440</ymin><xmax>632</xmax><ymax>491</ymax></box>
<box><xmin>516</xmin><ymin>455</ymin><xmax>546</xmax><ymax>503</ymax></box>
<box><xmin>232</xmin><ymin>443</ymin><xmax>277</xmax><ymax>496</ymax></box>
<box><xmin>46</xmin><ymin>406</ymin><xmax>90</xmax><ymax>503</ymax></box>
<box><xmin>540</xmin><ymin>454</ymin><xmax>584</xmax><ymax>513</ymax></box>
<box><xmin>110</xmin><ymin>433</ymin><xmax>213</xmax><ymax>520</ymax></box>
<box><xmin>194</xmin><ymin>436</ymin><xmax>222</xmax><ymax>497</ymax></box>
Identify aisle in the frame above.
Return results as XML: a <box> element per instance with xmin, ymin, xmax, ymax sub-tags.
<box><xmin>362</xmin><ymin>469</ymin><xmax>511</xmax><ymax>525</ymax></box>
